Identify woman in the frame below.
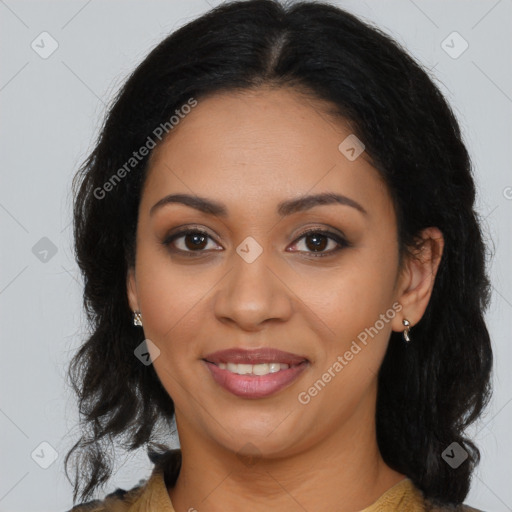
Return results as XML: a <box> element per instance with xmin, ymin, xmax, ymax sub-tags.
<box><xmin>65</xmin><ymin>0</ymin><xmax>492</xmax><ymax>510</ymax></box>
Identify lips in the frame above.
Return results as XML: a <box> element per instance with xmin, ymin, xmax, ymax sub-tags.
<box><xmin>202</xmin><ymin>347</ymin><xmax>309</xmax><ymax>399</ymax></box>
<box><xmin>203</xmin><ymin>347</ymin><xmax>308</xmax><ymax>366</ymax></box>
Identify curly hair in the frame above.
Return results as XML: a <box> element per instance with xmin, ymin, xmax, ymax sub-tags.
<box><xmin>65</xmin><ymin>0</ymin><xmax>493</xmax><ymax>507</ymax></box>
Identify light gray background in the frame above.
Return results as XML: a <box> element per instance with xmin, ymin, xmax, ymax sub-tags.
<box><xmin>1</xmin><ymin>0</ymin><xmax>511</xmax><ymax>510</ymax></box>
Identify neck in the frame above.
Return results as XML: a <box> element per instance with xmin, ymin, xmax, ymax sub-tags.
<box><xmin>167</xmin><ymin>392</ymin><xmax>405</xmax><ymax>512</ymax></box>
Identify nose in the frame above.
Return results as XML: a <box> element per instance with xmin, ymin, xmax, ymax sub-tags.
<box><xmin>212</xmin><ymin>246</ymin><xmax>294</xmax><ymax>331</ymax></box>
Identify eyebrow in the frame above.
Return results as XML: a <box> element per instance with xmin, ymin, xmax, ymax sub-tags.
<box><xmin>149</xmin><ymin>192</ymin><xmax>368</xmax><ymax>218</ymax></box>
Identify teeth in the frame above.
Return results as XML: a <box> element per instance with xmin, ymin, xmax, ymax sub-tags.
<box><xmin>216</xmin><ymin>362</ymin><xmax>291</xmax><ymax>375</ymax></box>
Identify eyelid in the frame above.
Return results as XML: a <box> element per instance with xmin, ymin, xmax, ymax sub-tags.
<box><xmin>292</xmin><ymin>225</ymin><xmax>348</xmax><ymax>244</ymax></box>
<box><xmin>162</xmin><ymin>225</ymin><xmax>221</xmax><ymax>251</ymax></box>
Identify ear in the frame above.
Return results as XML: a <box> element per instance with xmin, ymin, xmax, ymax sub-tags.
<box><xmin>126</xmin><ymin>266</ymin><xmax>139</xmax><ymax>312</ymax></box>
<box><xmin>391</xmin><ymin>227</ymin><xmax>444</xmax><ymax>332</ymax></box>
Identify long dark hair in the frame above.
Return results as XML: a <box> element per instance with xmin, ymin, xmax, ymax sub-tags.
<box><xmin>66</xmin><ymin>0</ymin><xmax>493</xmax><ymax>506</ymax></box>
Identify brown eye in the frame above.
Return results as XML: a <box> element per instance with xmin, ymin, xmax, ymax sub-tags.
<box><xmin>289</xmin><ymin>229</ymin><xmax>349</xmax><ymax>257</ymax></box>
<box><xmin>162</xmin><ymin>227</ymin><xmax>349</xmax><ymax>259</ymax></box>
<box><xmin>304</xmin><ymin>232</ymin><xmax>330</xmax><ymax>252</ymax></box>
<box><xmin>182</xmin><ymin>232</ymin><xmax>209</xmax><ymax>251</ymax></box>
<box><xmin>163</xmin><ymin>229</ymin><xmax>219</xmax><ymax>255</ymax></box>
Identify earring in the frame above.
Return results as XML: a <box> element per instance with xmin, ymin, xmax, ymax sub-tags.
<box><xmin>402</xmin><ymin>319</ymin><xmax>411</xmax><ymax>343</ymax></box>
<box><xmin>133</xmin><ymin>311</ymin><xmax>143</xmax><ymax>327</ymax></box>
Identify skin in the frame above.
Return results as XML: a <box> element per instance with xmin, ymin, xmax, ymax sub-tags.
<box><xmin>127</xmin><ymin>86</ymin><xmax>444</xmax><ymax>512</ymax></box>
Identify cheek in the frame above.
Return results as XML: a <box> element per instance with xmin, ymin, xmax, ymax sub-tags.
<box><xmin>136</xmin><ymin>256</ymin><xmax>209</xmax><ymax>402</ymax></box>
<box><xmin>302</xmin><ymin>250</ymin><xmax>398</xmax><ymax>399</ymax></box>
<box><xmin>310</xmin><ymin>254</ymin><xmax>396</xmax><ymax>341</ymax></box>
<box><xmin>135</xmin><ymin>244</ymin><xmax>213</xmax><ymax>341</ymax></box>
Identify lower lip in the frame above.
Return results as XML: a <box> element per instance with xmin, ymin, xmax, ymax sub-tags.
<box><xmin>203</xmin><ymin>360</ymin><xmax>308</xmax><ymax>399</ymax></box>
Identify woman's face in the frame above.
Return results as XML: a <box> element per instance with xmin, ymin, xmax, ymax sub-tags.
<box><xmin>127</xmin><ymin>87</ymin><xmax>430</xmax><ymax>459</ymax></box>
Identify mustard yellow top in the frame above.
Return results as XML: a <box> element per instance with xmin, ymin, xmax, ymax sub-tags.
<box><xmin>67</xmin><ymin>449</ymin><xmax>483</xmax><ymax>512</ymax></box>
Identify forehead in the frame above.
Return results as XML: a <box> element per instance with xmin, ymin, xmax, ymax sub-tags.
<box><xmin>141</xmin><ymin>87</ymin><xmax>391</xmax><ymax>220</ymax></box>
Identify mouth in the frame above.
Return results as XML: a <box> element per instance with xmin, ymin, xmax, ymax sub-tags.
<box><xmin>202</xmin><ymin>347</ymin><xmax>309</xmax><ymax>399</ymax></box>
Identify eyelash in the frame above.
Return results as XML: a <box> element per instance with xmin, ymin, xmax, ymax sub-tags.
<box><xmin>162</xmin><ymin>226</ymin><xmax>350</xmax><ymax>258</ymax></box>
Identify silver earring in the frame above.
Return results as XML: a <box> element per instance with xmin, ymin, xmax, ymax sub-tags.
<box><xmin>402</xmin><ymin>319</ymin><xmax>411</xmax><ymax>343</ymax></box>
<box><xmin>133</xmin><ymin>311</ymin><xmax>143</xmax><ymax>326</ymax></box>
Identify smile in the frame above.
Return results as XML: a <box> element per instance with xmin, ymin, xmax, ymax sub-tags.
<box><xmin>203</xmin><ymin>359</ymin><xmax>309</xmax><ymax>399</ymax></box>
<box><xmin>213</xmin><ymin>361</ymin><xmax>296</xmax><ymax>376</ymax></box>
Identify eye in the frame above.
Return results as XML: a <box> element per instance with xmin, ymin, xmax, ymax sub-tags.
<box><xmin>162</xmin><ymin>228</ymin><xmax>221</xmax><ymax>256</ymax></box>
<box><xmin>288</xmin><ymin>228</ymin><xmax>349</xmax><ymax>257</ymax></box>
<box><xmin>162</xmin><ymin>226</ymin><xmax>350</xmax><ymax>258</ymax></box>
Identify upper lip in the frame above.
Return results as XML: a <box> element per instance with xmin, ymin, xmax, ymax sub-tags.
<box><xmin>203</xmin><ymin>348</ymin><xmax>308</xmax><ymax>366</ymax></box>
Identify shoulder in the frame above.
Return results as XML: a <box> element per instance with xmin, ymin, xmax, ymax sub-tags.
<box><xmin>65</xmin><ymin>480</ymin><xmax>147</xmax><ymax>512</ymax></box>
<box><xmin>65</xmin><ymin>448</ymin><xmax>182</xmax><ymax>512</ymax></box>
<box><xmin>390</xmin><ymin>478</ymin><xmax>486</xmax><ymax>512</ymax></box>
